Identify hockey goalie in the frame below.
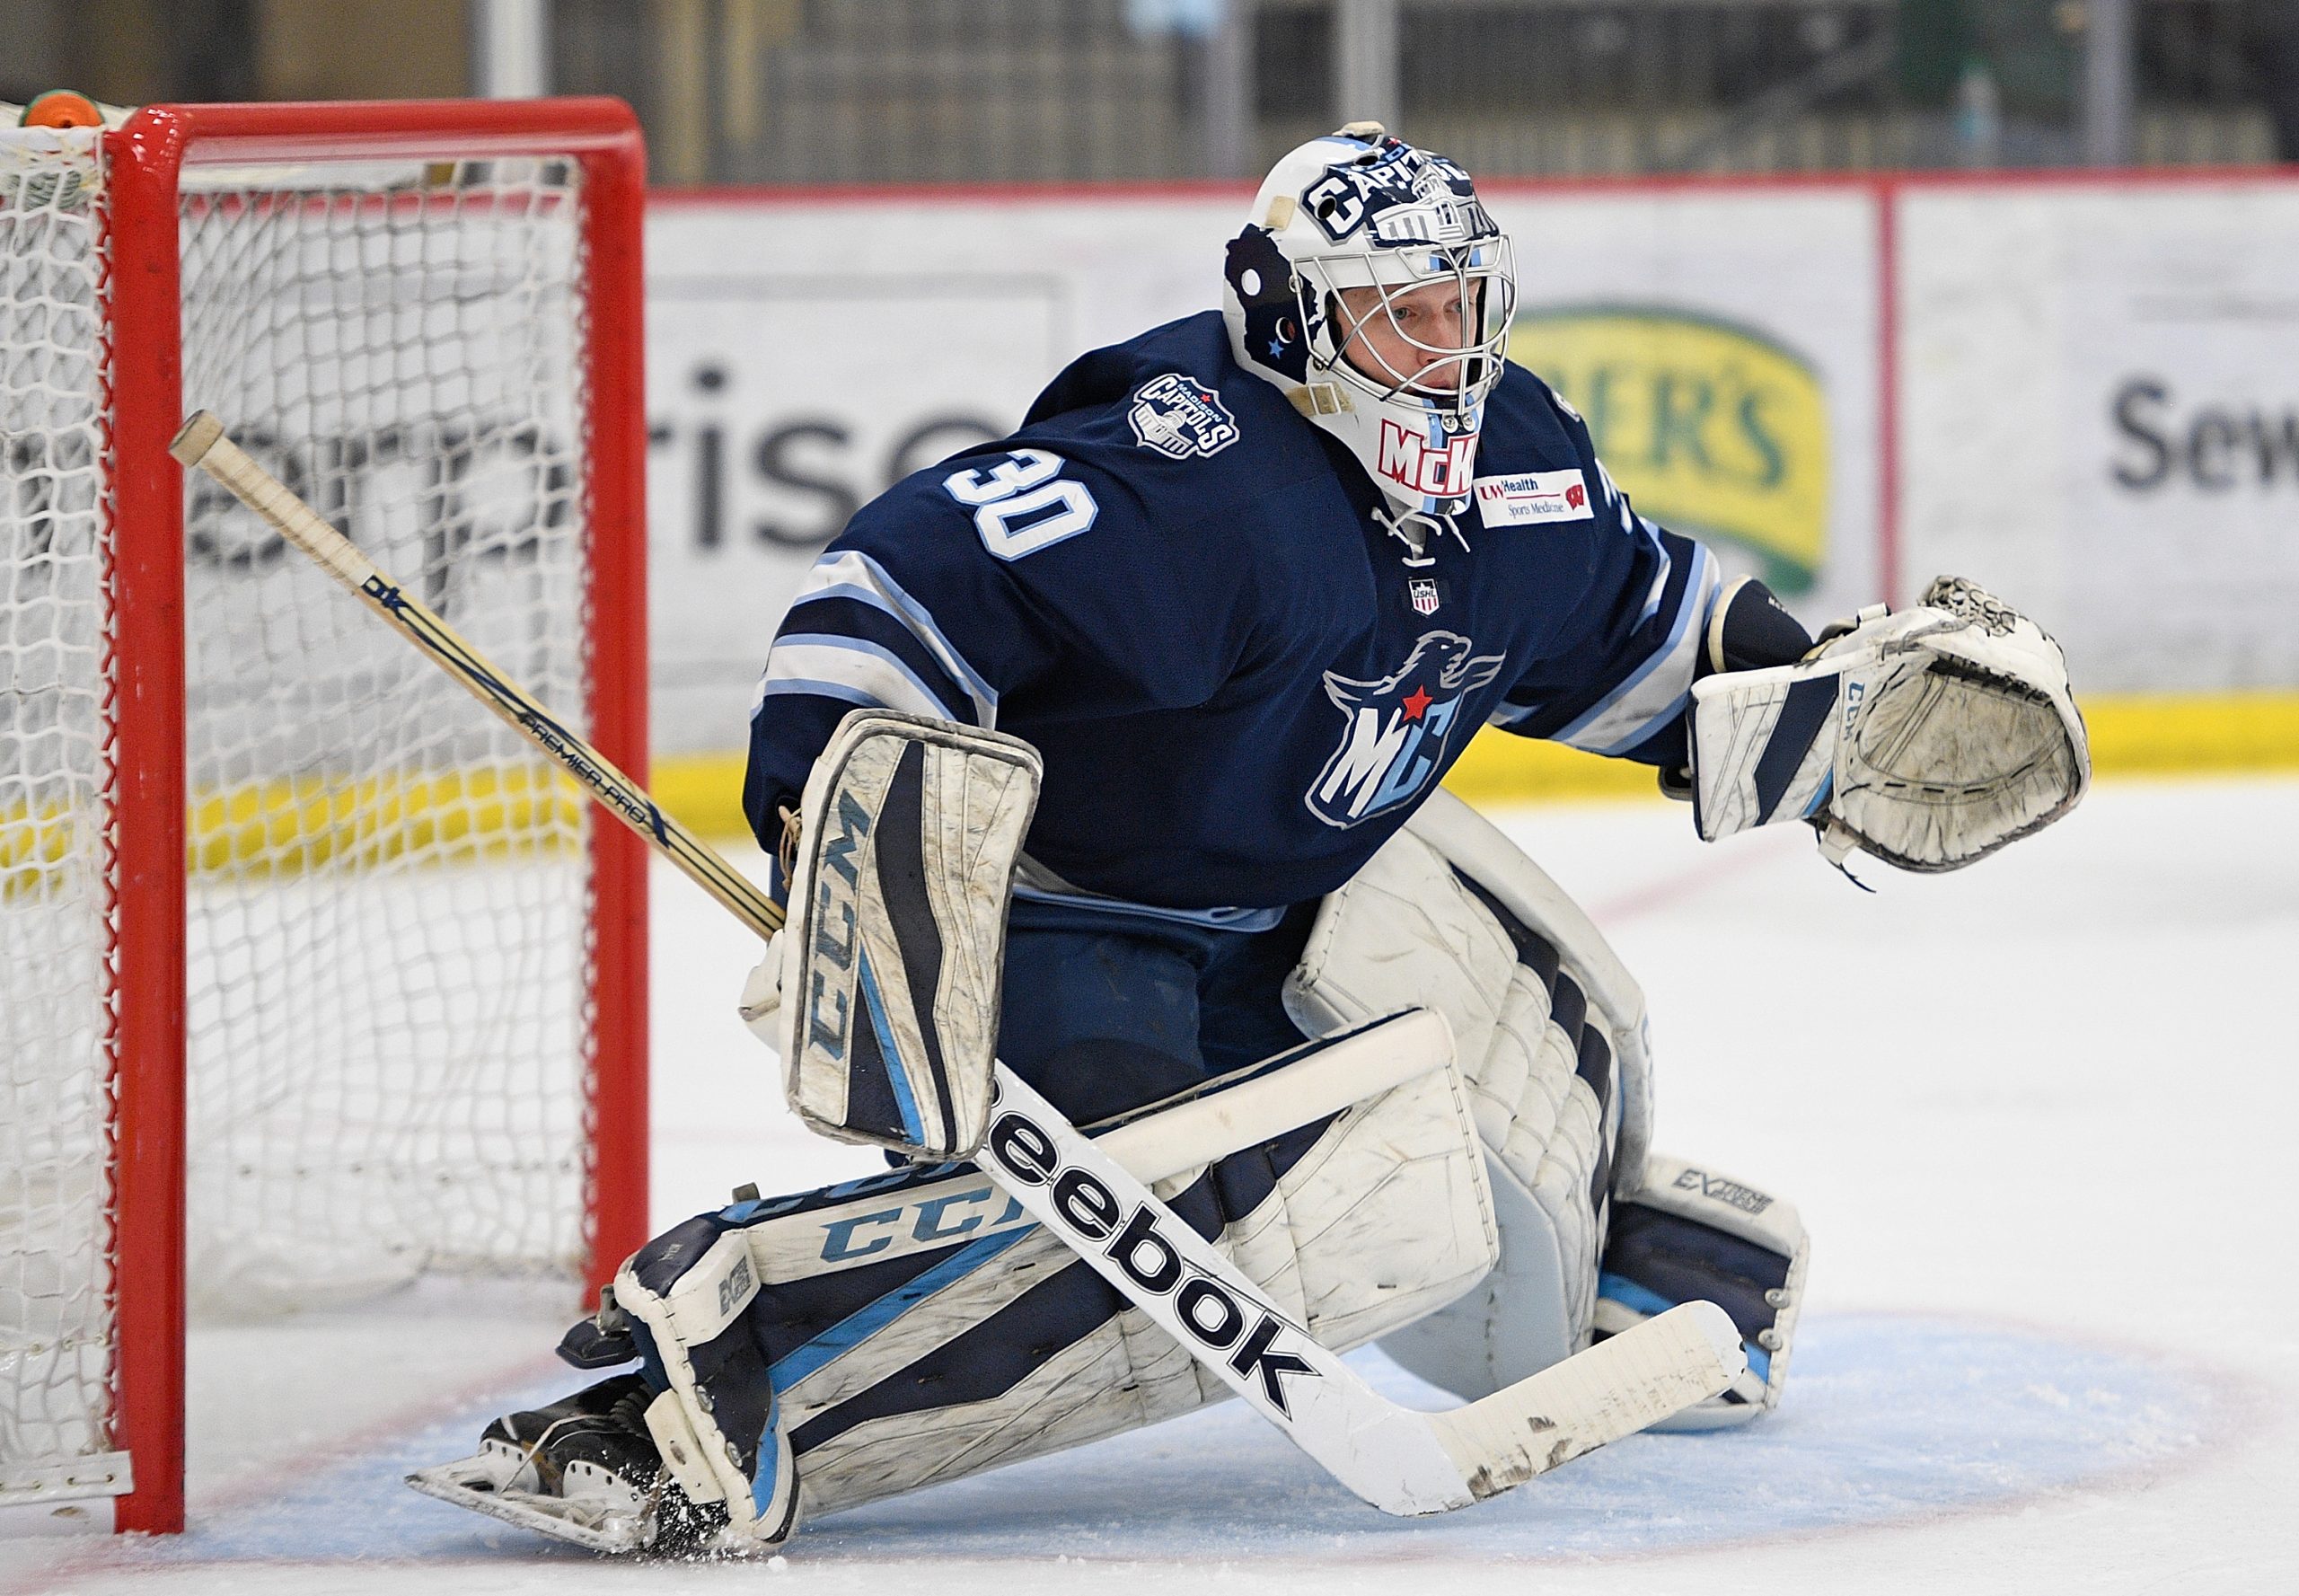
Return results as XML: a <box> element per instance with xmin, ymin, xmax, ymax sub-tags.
<box><xmin>411</xmin><ymin>126</ymin><xmax>2087</xmax><ymax>1554</ymax></box>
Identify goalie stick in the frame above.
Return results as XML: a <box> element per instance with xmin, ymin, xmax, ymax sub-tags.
<box><xmin>170</xmin><ymin>410</ymin><xmax>1745</xmax><ymax>1519</ymax></box>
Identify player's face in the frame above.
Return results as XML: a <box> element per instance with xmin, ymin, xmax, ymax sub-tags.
<box><xmin>1333</xmin><ymin>278</ymin><xmax>1475</xmax><ymax>394</ymax></box>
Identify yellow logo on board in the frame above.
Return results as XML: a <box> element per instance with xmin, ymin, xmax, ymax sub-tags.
<box><xmin>1508</xmin><ymin>308</ymin><xmax>1828</xmax><ymax>595</ymax></box>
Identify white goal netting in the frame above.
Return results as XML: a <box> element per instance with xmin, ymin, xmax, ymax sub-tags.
<box><xmin>2</xmin><ymin>122</ymin><xmax>607</xmax><ymax>1503</ymax></box>
<box><xmin>0</xmin><ymin>127</ymin><xmax>114</xmax><ymax>1502</ymax></box>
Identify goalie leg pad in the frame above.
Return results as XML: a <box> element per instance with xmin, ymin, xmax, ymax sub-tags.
<box><xmin>1597</xmin><ymin>1155</ymin><xmax>1809</xmax><ymax>1431</ymax></box>
<box><xmin>1286</xmin><ymin>789</ymin><xmax>1650</xmax><ymax>1400</ymax></box>
<box><xmin>418</xmin><ymin>1013</ymin><xmax>1493</xmax><ymax>1545</ymax></box>
<box><xmin>776</xmin><ymin>709</ymin><xmax>1042</xmax><ymax>1159</ymax></box>
<box><xmin>691</xmin><ymin>1016</ymin><xmax>1490</xmax><ymax>1521</ymax></box>
<box><xmin>784</xmin><ymin>1020</ymin><xmax>1492</xmax><ymax>1516</ymax></box>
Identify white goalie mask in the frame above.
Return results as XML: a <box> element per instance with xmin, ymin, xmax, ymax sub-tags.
<box><xmin>1222</xmin><ymin>124</ymin><xmax>1516</xmax><ymax>526</ymax></box>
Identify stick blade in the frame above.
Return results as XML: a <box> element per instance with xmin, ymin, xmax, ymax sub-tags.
<box><xmin>1429</xmin><ymin>1301</ymin><xmax>1745</xmax><ymax>1501</ymax></box>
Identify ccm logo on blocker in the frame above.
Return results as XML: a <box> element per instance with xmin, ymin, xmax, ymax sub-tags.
<box><xmin>983</xmin><ymin>1105</ymin><xmax>1318</xmax><ymax>1414</ymax></box>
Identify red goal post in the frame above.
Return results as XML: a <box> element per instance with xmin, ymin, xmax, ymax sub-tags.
<box><xmin>0</xmin><ymin>98</ymin><xmax>650</xmax><ymax>1536</ymax></box>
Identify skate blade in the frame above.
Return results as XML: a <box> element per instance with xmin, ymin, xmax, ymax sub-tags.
<box><xmin>406</xmin><ymin>1453</ymin><xmax>647</xmax><ymax>1555</ymax></box>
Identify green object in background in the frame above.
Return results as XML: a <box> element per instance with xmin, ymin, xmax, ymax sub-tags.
<box><xmin>1897</xmin><ymin>0</ymin><xmax>1978</xmax><ymax>103</ymax></box>
<box><xmin>1510</xmin><ymin>306</ymin><xmax>1831</xmax><ymax>597</ymax></box>
<box><xmin>1898</xmin><ymin>0</ymin><xmax>2077</xmax><ymax>115</ymax></box>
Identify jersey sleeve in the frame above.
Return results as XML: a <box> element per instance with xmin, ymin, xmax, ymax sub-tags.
<box><xmin>741</xmin><ymin>444</ymin><xmax>1250</xmax><ymax>866</ymax></box>
<box><xmin>1486</xmin><ymin>398</ymin><xmax>1724</xmax><ymax>769</ymax></box>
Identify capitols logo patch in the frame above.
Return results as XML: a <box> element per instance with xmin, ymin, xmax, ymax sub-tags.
<box><xmin>1307</xmin><ymin>630</ymin><xmax>1504</xmax><ymax>828</ymax></box>
<box><xmin>1129</xmin><ymin>373</ymin><xmax>1241</xmax><ymax>461</ymax></box>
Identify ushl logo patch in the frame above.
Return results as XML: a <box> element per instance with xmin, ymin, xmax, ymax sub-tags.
<box><xmin>1472</xmin><ymin>468</ymin><xmax>1595</xmax><ymax>526</ymax></box>
<box><xmin>1408</xmin><ymin>578</ymin><xmax>1440</xmax><ymax>616</ymax></box>
<box><xmin>1377</xmin><ymin>419</ymin><xmax>1477</xmax><ymax>499</ymax></box>
<box><xmin>1308</xmin><ymin>630</ymin><xmax>1504</xmax><ymax>828</ymax></box>
<box><xmin>1129</xmin><ymin>373</ymin><xmax>1240</xmax><ymax>460</ymax></box>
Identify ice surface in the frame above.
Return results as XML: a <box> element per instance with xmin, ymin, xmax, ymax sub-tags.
<box><xmin>3</xmin><ymin>774</ymin><xmax>2294</xmax><ymax>1593</ymax></box>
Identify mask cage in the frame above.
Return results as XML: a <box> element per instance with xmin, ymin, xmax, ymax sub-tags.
<box><xmin>1301</xmin><ymin>236</ymin><xmax>1517</xmax><ymax>410</ymax></box>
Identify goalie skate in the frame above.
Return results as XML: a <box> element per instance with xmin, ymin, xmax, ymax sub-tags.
<box><xmin>406</xmin><ymin>1374</ymin><xmax>727</xmax><ymax>1556</ymax></box>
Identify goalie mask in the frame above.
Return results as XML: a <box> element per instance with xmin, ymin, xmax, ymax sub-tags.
<box><xmin>1222</xmin><ymin>124</ymin><xmax>1516</xmax><ymax>528</ymax></box>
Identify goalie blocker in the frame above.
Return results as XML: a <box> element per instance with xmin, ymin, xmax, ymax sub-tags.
<box><xmin>752</xmin><ymin>710</ymin><xmax>1040</xmax><ymax>1160</ymax></box>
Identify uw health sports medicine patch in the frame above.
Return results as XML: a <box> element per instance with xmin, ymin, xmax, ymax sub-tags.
<box><xmin>1472</xmin><ymin>467</ymin><xmax>1594</xmax><ymax>526</ymax></box>
<box><xmin>1129</xmin><ymin>373</ymin><xmax>1240</xmax><ymax>460</ymax></box>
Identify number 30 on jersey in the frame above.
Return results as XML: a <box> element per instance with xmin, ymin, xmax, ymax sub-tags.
<box><xmin>942</xmin><ymin>448</ymin><xmax>1099</xmax><ymax>560</ymax></box>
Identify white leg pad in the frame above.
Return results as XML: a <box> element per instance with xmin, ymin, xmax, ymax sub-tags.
<box><xmin>1285</xmin><ymin>789</ymin><xmax>1650</xmax><ymax>1399</ymax></box>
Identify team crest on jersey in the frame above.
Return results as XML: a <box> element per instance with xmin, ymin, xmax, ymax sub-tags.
<box><xmin>1128</xmin><ymin>373</ymin><xmax>1240</xmax><ymax>461</ymax></box>
<box><xmin>1308</xmin><ymin>630</ymin><xmax>1505</xmax><ymax>828</ymax></box>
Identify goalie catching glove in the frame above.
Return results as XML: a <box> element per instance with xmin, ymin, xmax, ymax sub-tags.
<box><xmin>1689</xmin><ymin>576</ymin><xmax>2089</xmax><ymax>873</ymax></box>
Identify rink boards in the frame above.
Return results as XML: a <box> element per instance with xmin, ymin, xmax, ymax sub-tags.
<box><xmin>637</xmin><ymin>172</ymin><xmax>2299</xmax><ymax>822</ymax></box>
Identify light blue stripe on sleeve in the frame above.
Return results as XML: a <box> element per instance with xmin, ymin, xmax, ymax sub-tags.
<box><xmin>772</xmin><ymin>632</ymin><xmax>963</xmax><ymax>723</ymax></box>
<box><xmin>788</xmin><ymin>549</ymin><xmax>1000</xmax><ymax>727</ymax></box>
<box><xmin>753</xmin><ymin>676</ymin><xmax>890</xmax><ymax>715</ymax></box>
<box><xmin>1554</xmin><ymin>542</ymin><xmax>1719</xmax><ymax>756</ymax></box>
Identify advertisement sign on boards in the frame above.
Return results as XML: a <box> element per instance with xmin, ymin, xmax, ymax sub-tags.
<box><xmin>645</xmin><ymin>189</ymin><xmax>1883</xmax><ymax>753</ymax></box>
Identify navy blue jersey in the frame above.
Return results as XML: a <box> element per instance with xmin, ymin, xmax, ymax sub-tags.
<box><xmin>745</xmin><ymin>311</ymin><xmax>1720</xmax><ymax>917</ymax></box>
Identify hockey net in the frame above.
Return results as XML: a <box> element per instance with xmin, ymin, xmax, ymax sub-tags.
<box><xmin>0</xmin><ymin>101</ymin><xmax>647</xmax><ymax>1532</ymax></box>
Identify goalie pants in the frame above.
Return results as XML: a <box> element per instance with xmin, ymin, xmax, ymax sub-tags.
<box><xmin>992</xmin><ymin>896</ymin><xmax>1315</xmax><ymax>1124</ymax></box>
